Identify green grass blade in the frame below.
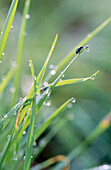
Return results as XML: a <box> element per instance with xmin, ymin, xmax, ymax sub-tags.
<box><xmin>18</xmin><ymin>34</ymin><xmax>58</xmax><ymax>126</ymax></box>
<box><xmin>35</xmin><ymin>98</ymin><xmax>73</xmax><ymax>140</ymax></box>
<box><xmin>0</xmin><ymin>97</ymin><xmax>26</xmax><ymax>132</ymax></box>
<box><xmin>0</xmin><ymin>67</ymin><xmax>15</xmax><ymax>93</ymax></box>
<box><xmin>24</xmin><ymin>61</ymin><xmax>36</xmax><ymax>170</ymax></box>
<box><xmin>11</xmin><ymin>0</ymin><xmax>31</xmax><ymax>106</ymax></box>
<box><xmin>55</xmin><ymin>70</ymin><xmax>99</xmax><ymax>87</ymax></box>
<box><xmin>45</xmin><ymin>17</ymin><xmax>111</xmax><ymax>82</ymax></box>
<box><xmin>56</xmin><ymin>17</ymin><xmax>111</xmax><ymax>72</ymax></box>
<box><xmin>0</xmin><ymin>0</ymin><xmax>19</xmax><ymax>60</ymax></box>
<box><xmin>53</xmin><ymin>112</ymin><xmax>111</xmax><ymax>170</ymax></box>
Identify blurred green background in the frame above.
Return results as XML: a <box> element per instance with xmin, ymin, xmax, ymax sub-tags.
<box><xmin>0</xmin><ymin>0</ymin><xmax>111</xmax><ymax>169</ymax></box>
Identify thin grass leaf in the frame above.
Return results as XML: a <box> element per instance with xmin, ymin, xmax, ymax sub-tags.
<box><xmin>0</xmin><ymin>128</ymin><xmax>15</xmax><ymax>168</ymax></box>
<box><xmin>0</xmin><ymin>0</ymin><xmax>19</xmax><ymax>60</ymax></box>
<box><xmin>18</xmin><ymin>34</ymin><xmax>58</xmax><ymax>127</ymax></box>
<box><xmin>45</xmin><ymin>17</ymin><xmax>111</xmax><ymax>82</ymax></box>
<box><xmin>0</xmin><ymin>97</ymin><xmax>26</xmax><ymax>132</ymax></box>
<box><xmin>0</xmin><ymin>67</ymin><xmax>15</xmax><ymax>93</ymax></box>
<box><xmin>55</xmin><ymin>70</ymin><xmax>99</xmax><ymax>87</ymax></box>
<box><xmin>24</xmin><ymin>61</ymin><xmax>36</xmax><ymax>170</ymax></box>
<box><xmin>53</xmin><ymin>112</ymin><xmax>111</xmax><ymax>170</ymax></box>
<box><xmin>35</xmin><ymin>98</ymin><xmax>73</xmax><ymax>140</ymax></box>
<box><xmin>11</xmin><ymin>0</ymin><xmax>31</xmax><ymax>106</ymax></box>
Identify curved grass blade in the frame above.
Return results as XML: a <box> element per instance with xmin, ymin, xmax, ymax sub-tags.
<box><xmin>0</xmin><ymin>67</ymin><xmax>15</xmax><ymax>94</ymax></box>
<box><xmin>0</xmin><ymin>97</ymin><xmax>26</xmax><ymax>132</ymax></box>
<box><xmin>45</xmin><ymin>17</ymin><xmax>111</xmax><ymax>82</ymax></box>
<box><xmin>35</xmin><ymin>98</ymin><xmax>73</xmax><ymax>140</ymax></box>
<box><xmin>53</xmin><ymin>112</ymin><xmax>111</xmax><ymax>170</ymax></box>
<box><xmin>0</xmin><ymin>0</ymin><xmax>19</xmax><ymax>60</ymax></box>
<box><xmin>11</xmin><ymin>0</ymin><xmax>32</xmax><ymax>106</ymax></box>
<box><xmin>55</xmin><ymin>70</ymin><xmax>99</xmax><ymax>87</ymax></box>
<box><xmin>24</xmin><ymin>61</ymin><xmax>37</xmax><ymax>170</ymax></box>
<box><xmin>18</xmin><ymin>34</ymin><xmax>58</xmax><ymax>126</ymax></box>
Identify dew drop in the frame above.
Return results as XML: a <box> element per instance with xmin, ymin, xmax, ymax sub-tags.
<box><xmin>4</xmin><ymin>114</ymin><xmax>8</xmax><ymax>118</ymax></box>
<box><xmin>11</xmin><ymin>25</ymin><xmax>13</xmax><ymax>29</ymax></box>
<box><xmin>25</xmin><ymin>14</ymin><xmax>30</xmax><ymax>19</ymax></box>
<box><xmin>71</xmin><ymin>97</ymin><xmax>76</xmax><ymax>103</ymax></box>
<box><xmin>10</xmin><ymin>87</ymin><xmax>15</xmax><ymax>93</ymax></box>
<box><xmin>2</xmin><ymin>75</ymin><xmax>6</xmax><ymax>81</ymax></box>
<box><xmin>0</xmin><ymin>61</ymin><xmax>2</xmax><ymax>64</ymax></box>
<box><xmin>50</xmin><ymin>69</ymin><xmax>56</xmax><ymax>75</ymax></box>
<box><xmin>0</xmin><ymin>117</ymin><xmax>3</xmax><ymax>121</ymax></box>
<box><xmin>13</xmin><ymin>152</ymin><xmax>18</xmax><ymax>161</ymax></box>
<box><xmin>23</xmin><ymin>131</ymin><xmax>26</xmax><ymax>135</ymax></box>
<box><xmin>31</xmin><ymin>155</ymin><xmax>33</xmax><ymax>159</ymax></box>
<box><xmin>62</xmin><ymin>74</ymin><xmax>65</xmax><ymax>78</ymax></box>
<box><xmin>2</xmin><ymin>52</ymin><xmax>5</xmax><ymax>56</ymax></box>
<box><xmin>90</xmin><ymin>76</ymin><xmax>96</xmax><ymax>80</ymax></box>
<box><xmin>14</xmin><ymin>112</ymin><xmax>16</xmax><ymax>116</ymax></box>
<box><xmin>33</xmin><ymin>141</ymin><xmax>37</xmax><ymax>147</ymax></box>
<box><xmin>59</xmin><ymin>79</ymin><xmax>62</xmax><ymax>83</ymax></box>
<box><xmin>44</xmin><ymin>82</ymin><xmax>49</xmax><ymax>87</ymax></box>
<box><xmin>49</xmin><ymin>64</ymin><xmax>55</xmax><ymax>70</ymax></box>
<box><xmin>1</xmin><ymin>31</ymin><xmax>3</xmax><ymax>35</ymax></box>
<box><xmin>8</xmin><ymin>135</ymin><xmax>11</xmax><ymax>140</ymax></box>
<box><xmin>44</xmin><ymin>99</ymin><xmax>51</xmax><ymax>106</ymax></box>
<box><xmin>85</xmin><ymin>45</ymin><xmax>90</xmax><ymax>52</ymax></box>
<box><xmin>39</xmin><ymin>139</ymin><xmax>46</xmax><ymax>147</ymax></box>
<box><xmin>67</xmin><ymin>103</ymin><xmax>73</xmax><ymax>108</ymax></box>
<box><xmin>28</xmin><ymin>61</ymin><xmax>31</xmax><ymax>66</ymax></box>
<box><xmin>23</xmin><ymin>156</ymin><xmax>26</xmax><ymax>160</ymax></box>
<box><xmin>11</xmin><ymin>61</ymin><xmax>16</xmax><ymax>67</ymax></box>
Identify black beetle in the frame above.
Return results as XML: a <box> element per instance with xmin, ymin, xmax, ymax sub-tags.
<box><xmin>76</xmin><ymin>46</ymin><xmax>83</xmax><ymax>54</ymax></box>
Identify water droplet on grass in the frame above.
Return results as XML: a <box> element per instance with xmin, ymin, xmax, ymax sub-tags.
<box><xmin>62</xmin><ymin>74</ymin><xmax>65</xmax><ymax>77</ymax></box>
<box><xmin>23</xmin><ymin>131</ymin><xmax>26</xmax><ymax>135</ymax></box>
<box><xmin>10</xmin><ymin>87</ymin><xmax>15</xmax><ymax>93</ymax></box>
<box><xmin>11</xmin><ymin>61</ymin><xmax>16</xmax><ymax>67</ymax></box>
<box><xmin>71</xmin><ymin>97</ymin><xmax>76</xmax><ymax>103</ymax></box>
<box><xmin>11</xmin><ymin>25</ymin><xmax>13</xmax><ymax>29</ymax></box>
<box><xmin>1</xmin><ymin>31</ymin><xmax>3</xmax><ymax>35</ymax></box>
<box><xmin>4</xmin><ymin>114</ymin><xmax>8</xmax><ymax>118</ymax></box>
<box><xmin>28</xmin><ymin>61</ymin><xmax>31</xmax><ymax>66</ymax></box>
<box><xmin>23</xmin><ymin>156</ymin><xmax>26</xmax><ymax>160</ymax></box>
<box><xmin>2</xmin><ymin>52</ymin><xmax>5</xmax><ymax>56</ymax></box>
<box><xmin>39</xmin><ymin>139</ymin><xmax>46</xmax><ymax>147</ymax></box>
<box><xmin>13</xmin><ymin>152</ymin><xmax>18</xmax><ymax>161</ymax></box>
<box><xmin>0</xmin><ymin>61</ymin><xmax>2</xmax><ymax>64</ymax></box>
<box><xmin>67</xmin><ymin>103</ymin><xmax>73</xmax><ymax>108</ymax></box>
<box><xmin>25</xmin><ymin>14</ymin><xmax>30</xmax><ymax>19</ymax></box>
<box><xmin>8</xmin><ymin>135</ymin><xmax>11</xmax><ymax>140</ymax></box>
<box><xmin>49</xmin><ymin>64</ymin><xmax>55</xmax><ymax>70</ymax></box>
<box><xmin>85</xmin><ymin>45</ymin><xmax>90</xmax><ymax>52</ymax></box>
<box><xmin>44</xmin><ymin>82</ymin><xmax>49</xmax><ymax>87</ymax></box>
<box><xmin>2</xmin><ymin>75</ymin><xmax>6</xmax><ymax>81</ymax></box>
<box><xmin>44</xmin><ymin>99</ymin><xmax>51</xmax><ymax>106</ymax></box>
<box><xmin>33</xmin><ymin>142</ymin><xmax>37</xmax><ymax>147</ymax></box>
<box><xmin>50</xmin><ymin>69</ymin><xmax>56</xmax><ymax>75</ymax></box>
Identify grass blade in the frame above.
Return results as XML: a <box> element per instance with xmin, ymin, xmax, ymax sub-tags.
<box><xmin>0</xmin><ymin>67</ymin><xmax>15</xmax><ymax>94</ymax></box>
<box><xmin>11</xmin><ymin>0</ymin><xmax>31</xmax><ymax>106</ymax></box>
<box><xmin>35</xmin><ymin>98</ymin><xmax>73</xmax><ymax>140</ymax></box>
<box><xmin>0</xmin><ymin>0</ymin><xmax>19</xmax><ymax>60</ymax></box>
<box><xmin>24</xmin><ymin>61</ymin><xmax>36</xmax><ymax>170</ymax></box>
<box><xmin>56</xmin><ymin>17</ymin><xmax>111</xmax><ymax>72</ymax></box>
<box><xmin>53</xmin><ymin>112</ymin><xmax>111</xmax><ymax>170</ymax></box>
<box><xmin>18</xmin><ymin>34</ymin><xmax>58</xmax><ymax>127</ymax></box>
<box><xmin>55</xmin><ymin>70</ymin><xmax>99</xmax><ymax>87</ymax></box>
<box><xmin>45</xmin><ymin>17</ymin><xmax>111</xmax><ymax>82</ymax></box>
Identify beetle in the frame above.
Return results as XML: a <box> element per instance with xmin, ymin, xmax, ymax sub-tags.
<box><xmin>76</xmin><ymin>46</ymin><xmax>83</xmax><ymax>54</ymax></box>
